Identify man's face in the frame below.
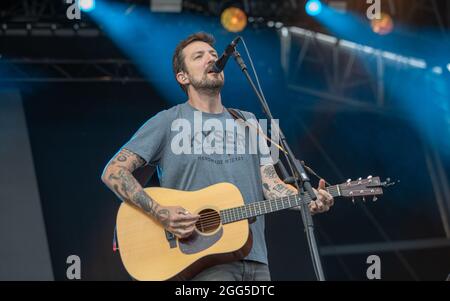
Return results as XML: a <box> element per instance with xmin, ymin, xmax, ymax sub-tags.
<box><xmin>179</xmin><ymin>41</ymin><xmax>225</xmax><ymax>94</ymax></box>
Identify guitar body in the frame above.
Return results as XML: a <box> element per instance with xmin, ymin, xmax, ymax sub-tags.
<box><xmin>116</xmin><ymin>182</ymin><xmax>252</xmax><ymax>281</ymax></box>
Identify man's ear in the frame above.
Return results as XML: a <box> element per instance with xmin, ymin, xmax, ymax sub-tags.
<box><xmin>176</xmin><ymin>72</ymin><xmax>189</xmax><ymax>86</ymax></box>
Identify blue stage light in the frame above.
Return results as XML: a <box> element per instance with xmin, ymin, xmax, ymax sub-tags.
<box><xmin>305</xmin><ymin>0</ymin><xmax>322</xmax><ymax>16</ymax></box>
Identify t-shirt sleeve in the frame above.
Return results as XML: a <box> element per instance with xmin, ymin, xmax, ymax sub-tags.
<box><xmin>121</xmin><ymin>110</ymin><xmax>170</xmax><ymax>165</ymax></box>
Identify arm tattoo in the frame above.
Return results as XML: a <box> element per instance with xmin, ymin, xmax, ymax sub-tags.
<box><xmin>109</xmin><ymin>167</ymin><xmax>158</xmax><ymax>216</ymax></box>
<box><xmin>133</xmin><ymin>190</ymin><xmax>158</xmax><ymax>216</ymax></box>
<box><xmin>104</xmin><ymin>149</ymin><xmax>157</xmax><ymax>217</ymax></box>
<box><xmin>263</xmin><ymin>181</ymin><xmax>297</xmax><ymax>202</ymax></box>
<box><xmin>263</xmin><ymin>189</ymin><xmax>279</xmax><ymax>200</ymax></box>
<box><xmin>262</xmin><ymin>165</ymin><xmax>277</xmax><ymax>179</ymax></box>
<box><xmin>273</xmin><ymin>183</ymin><xmax>296</xmax><ymax>196</ymax></box>
<box><xmin>263</xmin><ymin>182</ymin><xmax>282</xmax><ymax>200</ymax></box>
<box><xmin>262</xmin><ymin>183</ymin><xmax>273</xmax><ymax>197</ymax></box>
<box><xmin>261</xmin><ymin>165</ymin><xmax>297</xmax><ymax>199</ymax></box>
<box><xmin>156</xmin><ymin>208</ymin><xmax>170</xmax><ymax>228</ymax></box>
<box><xmin>116</xmin><ymin>148</ymin><xmax>145</xmax><ymax>172</ymax></box>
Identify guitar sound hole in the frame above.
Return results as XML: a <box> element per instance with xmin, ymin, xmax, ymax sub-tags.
<box><xmin>196</xmin><ymin>209</ymin><xmax>221</xmax><ymax>234</ymax></box>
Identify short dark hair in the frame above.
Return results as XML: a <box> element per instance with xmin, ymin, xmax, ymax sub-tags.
<box><xmin>172</xmin><ymin>32</ymin><xmax>216</xmax><ymax>94</ymax></box>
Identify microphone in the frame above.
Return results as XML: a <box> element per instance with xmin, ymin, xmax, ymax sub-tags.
<box><xmin>211</xmin><ymin>36</ymin><xmax>241</xmax><ymax>73</ymax></box>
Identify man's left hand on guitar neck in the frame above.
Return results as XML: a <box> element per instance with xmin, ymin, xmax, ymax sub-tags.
<box><xmin>260</xmin><ymin>165</ymin><xmax>334</xmax><ymax>215</ymax></box>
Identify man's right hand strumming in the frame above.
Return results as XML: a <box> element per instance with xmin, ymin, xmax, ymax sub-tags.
<box><xmin>155</xmin><ymin>206</ymin><xmax>200</xmax><ymax>239</ymax></box>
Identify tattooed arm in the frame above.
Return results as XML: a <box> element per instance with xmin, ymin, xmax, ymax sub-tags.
<box><xmin>101</xmin><ymin>148</ymin><xmax>199</xmax><ymax>238</ymax></box>
<box><xmin>260</xmin><ymin>164</ymin><xmax>334</xmax><ymax>214</ymax></box>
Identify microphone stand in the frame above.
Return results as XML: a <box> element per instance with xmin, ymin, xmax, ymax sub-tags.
<box><xmin>231</xmin><ymin>47</ymin><xmax>326</xmax><ymax>281</ymax></box>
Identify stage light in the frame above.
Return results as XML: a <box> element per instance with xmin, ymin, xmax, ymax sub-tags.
<box><xmin>305</xmin><ymin>0</ymin><xmax>323</xmax><ymax>16</ymax></box>
<box><xmin>221</xmin><ymin>7</ymin><xmax>247</xmax><ymax>33</ymax></box>
<box><xmin>432</xmin><ymin>66</ymin><xmax>443</xmax><ymax>75</ymax></box>
<box><xmin>79</xmin><ymin>0</ymin><xmax>95</xmax><ymax>13</ymax></box>
<box><xmin>371</xmin><ymin>13</ymin><xmax>394</xmax><ymax>35</ymax></box>
<box><xmin>447</xmin><ymin>63</ymin><xmax>450</xmax><ymax>72</ymax></box>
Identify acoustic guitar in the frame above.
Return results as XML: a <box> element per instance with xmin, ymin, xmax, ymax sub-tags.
<box><xmin>116</xmin><ymin>176</ymin><xmax>394</xmax><ymax>280</ymax></box>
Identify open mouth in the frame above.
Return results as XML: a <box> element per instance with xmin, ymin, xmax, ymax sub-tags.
<box><xmin>206</xmin><ymin>66</ymin><xmax>216</xmax><ymax>74</ymax></box>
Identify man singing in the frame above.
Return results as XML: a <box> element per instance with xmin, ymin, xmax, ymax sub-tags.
<box><xmin>101</xmin><ymin>32</ymin><xmax>334</xmax><ymax>281</ymax></box>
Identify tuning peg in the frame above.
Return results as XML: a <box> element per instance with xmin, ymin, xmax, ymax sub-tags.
<box><xmin>373</xmin><ymin>196</ymin><xmax>378</xmax><ymax>202</ymax></box>
<box><xmin>367</xmin><ymin>175</ymin><xmax>373</xmax><ymax>179</ymax></box>
<box><xmin>358</xmin><ymin>177</ymin><xmax>362</xmax><ymax>181</ymax></box>
<box><xmin>347</xmin><ymin>179</ymin><xmax>351</xmax><ymax>183</ymax></box>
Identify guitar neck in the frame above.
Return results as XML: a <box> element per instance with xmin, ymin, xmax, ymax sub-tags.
<box><xmin>220</xmin><ymin>185</ymin><xmax>341</xmax><ymax>224</ymax></box>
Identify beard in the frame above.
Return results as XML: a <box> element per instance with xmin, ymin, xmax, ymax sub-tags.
<box><xmin>188</xmin><ymin>72</ymin><xmax>224</xmax><ymax>94</ymax></box>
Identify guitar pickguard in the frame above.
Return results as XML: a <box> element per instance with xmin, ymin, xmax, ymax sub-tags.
<box><xmin>178</xmin><ymin>228</ymin><xmax>223</xmax><ymax>255</ymax></box>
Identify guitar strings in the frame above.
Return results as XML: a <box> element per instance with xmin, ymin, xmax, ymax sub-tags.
<box><xmin>194</xmin><ymin>200</ymin><xmax>299</xmax><ymax>225</ymax></box>
<box><xmin>195</xmin><ymin>193</ymin><xmax>337</xmax><ymax>229</ymax></box>
<box><xmin>191</xmin><ymin>190</ymin><xmax>341</xmax><ymax>227</ymax></box>
<box><xmin>197</xmin><ymin>203</ymin><xmax>315</xmax><ymax>227</ymax></box>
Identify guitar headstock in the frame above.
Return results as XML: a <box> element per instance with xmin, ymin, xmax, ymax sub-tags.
<box><xmin>338</xmin><ymin>176</ymin><xmax>398</xmax><ymax>203</ymax></box>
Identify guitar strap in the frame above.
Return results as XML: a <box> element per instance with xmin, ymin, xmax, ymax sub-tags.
<box><xmin>227</xmin><ymin>108</ymin><xmax>287</xmax><ymax>155</ymax></box>
<box><xmin>227</xmin><ymin>108</ymin><xmax>262</xmax><ymax>225</ymax></box>
<box><xmin>226</xmin><ymin>107</ymin><xmax>247</xmax><ymax>122</ymax></box>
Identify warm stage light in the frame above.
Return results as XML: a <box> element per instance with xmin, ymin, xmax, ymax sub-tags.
<box><xmin>371</xmin><ymin>13</ymin><xmax>394</xmax><ymax>35</ymax></box>
<box><xmin>221</xmin><ymin>7</ymin><xmax>247</xmax><ymax>33</ymax></box>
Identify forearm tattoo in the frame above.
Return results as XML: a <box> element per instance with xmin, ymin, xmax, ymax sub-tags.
<box><xmin>104</xmin><ymin>149</ymin><xmax>159</xmax><ymax>217</ymax></box>
<box><xmin>156</xmin><ymin>208</ymin><xmax>170</xmax><ymax>228</ymax></box>
<box><xmin>262</xmin><ymin>165</ymin><xmax>297</xmax><ymax>200</ymax></box>
<box><xmin>273</xmin><ymin>183</ymin><xmax>296</xmax><ymax>196</ymax></box>
<box><xmin>262</xmin><ymin>165</ymin><xmax>277</xmax><ymax>179</ymax></box>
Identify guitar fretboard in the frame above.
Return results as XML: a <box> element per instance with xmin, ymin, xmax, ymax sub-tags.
<box><xmin>220</xmin><ymin>185</ymin><xmax>341</xmax><ymax>224</ymax></box>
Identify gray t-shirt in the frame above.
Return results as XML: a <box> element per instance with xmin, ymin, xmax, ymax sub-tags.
<box><xmin>122</xmin><ymin>101</ymin><xmax>271</xmax><ymax>264</ymax></box>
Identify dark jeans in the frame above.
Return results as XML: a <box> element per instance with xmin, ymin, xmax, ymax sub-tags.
<box><xmin>190</xmin><ymin>260</ymin><xmax>271</xmax><ymax>281</ymax></box>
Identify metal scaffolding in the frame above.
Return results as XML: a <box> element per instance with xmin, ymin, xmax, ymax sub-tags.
<box><xmin>0</xmin><ymin>0</ymin><xmax>100</xmax><ymax>37</ymax></box>
<box><xmin>0</xmin><ymin>59</ymin><xmax>145</xmax><ymax>82</ymax></box>
<box><xmin>279</xmin><ymin>25</ymin><xmax>446</xmax><ymax>114</ymax></box>
<box><xmin>279</xmin><ymin>23</ymin><xmax>450</xmax><ymax>279</ymax></box>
